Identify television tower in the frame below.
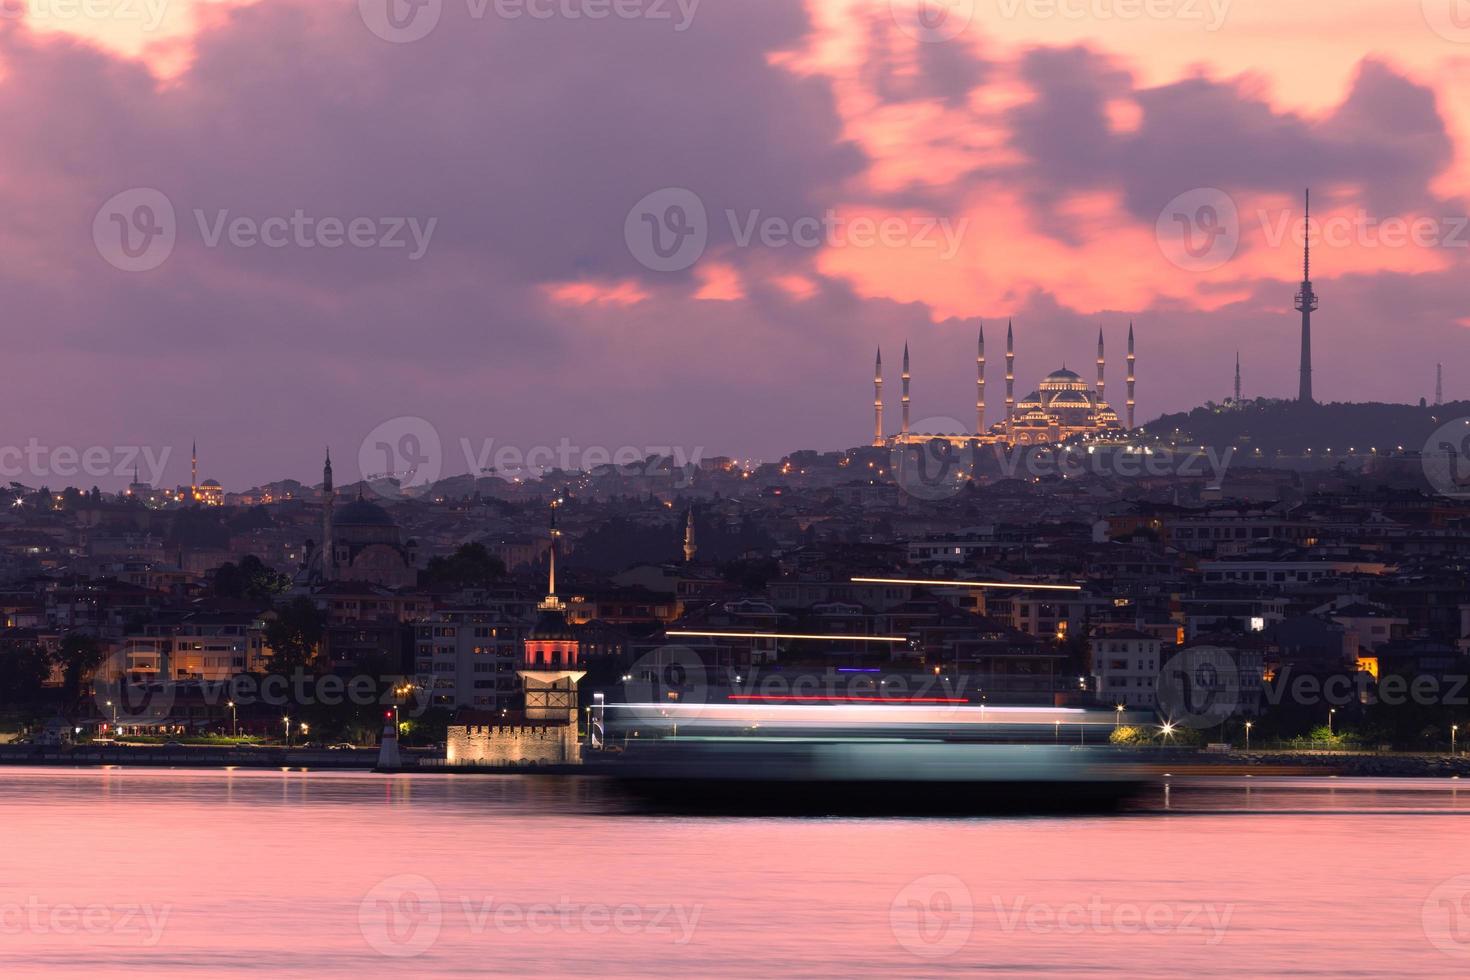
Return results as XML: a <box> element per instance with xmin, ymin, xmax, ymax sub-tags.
<box><xmin>1294</xmin><ymin>189</ymin><xmax>1319</xmax><ymax>404</ymax></box>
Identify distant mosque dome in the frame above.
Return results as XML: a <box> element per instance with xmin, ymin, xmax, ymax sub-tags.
<box><xmin>334</xmin><ymin>497</ymin><xmax>395</xmax><ymax>527</ymax></box>
<box><xmin>1040</xmin><ymin>368</ymin><xmax>1087</xmax><ymax>389</ymax></box>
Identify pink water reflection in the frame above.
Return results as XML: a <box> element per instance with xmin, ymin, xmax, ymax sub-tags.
<box><xmin>1</xmin><ymin>769</ymin><xmax>1467</xmax><ymax>977</ymax></box>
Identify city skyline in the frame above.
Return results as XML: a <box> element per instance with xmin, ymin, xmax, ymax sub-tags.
<box><xmin>4</xmin><ymin>1</ymin><xmax>1468</xmax><ymax>490</ymax></box>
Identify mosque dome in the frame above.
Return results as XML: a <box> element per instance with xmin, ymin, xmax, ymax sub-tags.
<box><xmin>334</xmin><ymin>497</ymin><xmax>395</xmax><ymax>527</ymax></box>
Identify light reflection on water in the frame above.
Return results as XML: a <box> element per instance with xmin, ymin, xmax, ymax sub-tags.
<box><xmin>2</xmin><ymin>769</ymin><xmax>1468</xmax><ymax>977</ymax></box>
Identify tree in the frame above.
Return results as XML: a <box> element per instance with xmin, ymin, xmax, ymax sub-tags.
<box><xmin>0</xmin><ymin>640</ymin><xmax>54</xmax><ymax>709</ymax></box>
<box><xmin>53</xmin><ymin>634</ymin><xmax>105</xmax><ymax>713</ymax></box>
<box><xmin>421</xmin><ymin>543</ymin><xmax>506</xmax><ymax>590</ymax></box>
<box><xmin>214</xmin><ymin>555</ymin><xmax>290</xmax><ymax>600</ymax></box>
<box><xmin>264</xmin><ymin>598</ymin><xmax>325</xmax><ymax>675</ymax></box>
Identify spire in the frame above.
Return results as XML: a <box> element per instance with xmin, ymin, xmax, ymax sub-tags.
<box><xmin>541</xmin><ymin>496</ymin><xmax>564</xmax><ymax>612</ymax></box>
<box><xmin>1436</xmin><ymin>363</ymin><xmax>1443</xmax><ymax>406</ymax></box>
<box><xmin>976</xmin><ymin>325</ymin><xmax>986</xmax><ymax>434</ymax></box>
<box><xmin>1096</xmin><ymin>326</ymin><xmax>1105</xmax><ymax>403</ymax></box>
<box><xmin>1126</xmin><ymin>322</ymin><xmax>1136</xmax><ymax>430</ymax></box>
<box><xmin>1234</xmin><ymin>351</ymin><xmax>1242</xmax><ymax>406</ymax></box>
<box><xmin>320</xmin><ymin>445</ymin><xmax>336</xmax><ymax>582</ymax></box>
<box><xmin>873</xmin><ymin>347</ymin><xmax>885</xmax><ymax>447</ymax></box>
<box><xmin>1294</xmin><ymin>188</ymin><xmax>1318</xmax><ymax>404</ymax></box>
<box><xmin>901</xmin><ymin>341</ymin><xmax>911</xmax><ymax>437</ymax></box>
<box><xmin>190</xmin><ymin>440</ymin><xmax>198</xmax><ymax>501</ymax></box>
<box><xmin>683</xmin><ymin>509</ymin><xmax>697</xmax><ymax>563</ymax></box>
<box><xmin>323</xmin><ymin>446</ymin><xmax>334</xmax><ymax>494</ymax></box>
<box><xmin>1004</xmin><ymin>320</ymin><xmax>1015</xmax><ymax>422</ymax></box>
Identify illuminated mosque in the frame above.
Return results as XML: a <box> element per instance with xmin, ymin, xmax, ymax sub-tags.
<box><xmin>873</xmin><ymin>322</ymin><xmax>1136</xmax><ymax>447</ymax></box>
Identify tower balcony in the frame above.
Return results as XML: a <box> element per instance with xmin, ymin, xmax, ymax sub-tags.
<box><xmin>1294</xmin><ymin>288</ymin><xmax>1319</xmax><ymax>312</ymax></box>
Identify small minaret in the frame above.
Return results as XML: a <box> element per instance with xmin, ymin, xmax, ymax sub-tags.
<box><xmin>873</xmin><ymin>348</ymin><xmax>885</xmax><ymax>446</ymax></box>
<box><xmin>1436</xmin><ymin>363</ymin><xmax>1443</xmax><ymax>406</ymax></box>
<box><xmin>1096</xmin><ymin>327</ymin><xmax>1105</xmax><ymax>403</ymax></box>
<box><xmin>1126</xmin><ymin>323</ymin><xmax>1136</xmax><ymax>430</ymax></box>
<box><xmin>1005</xmin><ymin>321</ymin><xmax>1016</xmax><ymax>421</ymax></box>
<box><xmin>1295</xmin><ymin>189</ymin><xmax>1319</xmax><ymax>405</ymax></box>
<box><xmin>682</xmin><ymin>509</ymin><xmax>697</xmax><ymax>563</ymax></box>
<box><xmin>1235</xmin><ymin>352</ymin><xmax>1242</xmax><ymax>406</ymax></box>
<box><xmin>976</xmin><ymin>326</ymin><xmax>986</xmax><ymax>434</ymax></box>
<box><xmin>190</xmin><ymin>440</ymin><xmax>198</xmax><ymax>502</ymax></box>
<box><xmin>321</xmin><ymin>448</ymin><xmax>336</xmax><ymax>581</ymax></box>
<box><xmin>901</xmin><ymin>342</ymin><xmax>911</xmax><ymax>437</ymax></box>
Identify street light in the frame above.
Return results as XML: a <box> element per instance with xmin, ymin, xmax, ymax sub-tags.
<box><xmin>227</xmin><ymin>700</ymin><xmax>237</xmax><ymax>738</ymax></box>
<box><xmin>1115</xmin><ymin>704</ymin><xmax>1124</xmax><ymax>729</ymax></box>
<box><xmin>1053</xmin><ymin>720</ymin><xmax>1060</xmax><ymax>744</ymax></box>
<box><xmin>1328</xmin><ymin>708</ymin><xmax>1336</xmax><ymax>736</ymax></box>
<box><xmin>106</xmin><ymin>700</ymin><xmax>117</xmax><ymax>730</ymax></box>
<box><xmin>1244</xmin><ymin>721</ymin><xmax>1253</xmax><ymax>753</ymax></box>
<box><xmin>1454</xmin><ymin>725</ymin><xmax>1459</xmax><ymax>757</ymax></box>
<box><xmin>283</xmin><ymin>716</ymin><xmax>290</xmax><ymax>747</ymax></box>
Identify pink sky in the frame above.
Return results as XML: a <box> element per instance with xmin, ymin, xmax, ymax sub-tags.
<box><xmin>4</xmin><ymin>0</ymin><xmax>1469</xmax><ymax>489</ymax></box>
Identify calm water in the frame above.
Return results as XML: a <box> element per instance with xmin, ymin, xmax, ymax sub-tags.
<box><xmin>2</xmin><ymin>769</ymin><xmax>1469</xmax><ymax>977</ymax></box>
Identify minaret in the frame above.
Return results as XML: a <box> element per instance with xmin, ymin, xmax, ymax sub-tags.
<box><xmin>901</xmin><ymin>342</ymin><xmax>911</xmax><ymax>437</ymax></box>
<box><xmin>1436</xmin><ymin>363</ymin><xmax>1443</xmax><ymax>406</ymax></box>
<box><xmin>873</xmin><ymin>348</ymin><xmax>885</xmax><ymax>446</ymax></box>
<box><xmin>321</xmin><ymin>448</ymin><xmax>336</xmax><ymax>581</ymax></box>
<box><xmin>543</xmin><ymin>497</ymin><xmax>562</xmax><ymax>610</ymax></box>
<box><xmin>976</xmin><ymin>326</ymin><xmax>986</xmax><ymax>434</ymax></box>
<box><xmin>1126</xmin><ymin>323</ymin><xmax>1136</xmax><ymax>430</ymax></box>
<box><xmin>1005</xmin><ymin>320</ymin><xmax>1015</xmax><ymax>420</ymax></box>
<box><xmin>190</xmin><ymin>440</ymin><xmax>198</xmax><ymax>502</ymax></box>
<box><xmin>1235</xmin><ymin>352</ymin><xmax>1242</xmax><ymax>406</ymax></box>
<box><xmin>1294</xmin><ymin>189</ymin><xmax>1319</xmax><ymax>405</ymax></box>
<box><xmin>683</xmin><ymin>509</ymin><xmax>697</xmax><ymax>563</ymax></box>
<box><xmin>1096</xmin><ymin>327</ymin><xmax>1105</xmax><ymax>403</ymax></box>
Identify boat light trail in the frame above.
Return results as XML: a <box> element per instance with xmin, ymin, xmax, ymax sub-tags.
<box><xmin>666</xmin><ymin>631</ymin><xmax>907</xmax><ymax>642</ymax></box>
<box><xmin>728</xmin><ymin>694</ymin><xmax>968</xmax><ymax>704</ymax></box>
<box><xmin>851</xmin><ymin>577</ymin><xmax>1083</xmax><ymax>592</ymax></box>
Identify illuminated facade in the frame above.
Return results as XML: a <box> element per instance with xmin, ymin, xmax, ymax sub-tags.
<box><xmin>873</xmin><ymin>323</ymin><xmax>1135</xmax><ymax>447</ymax></box>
